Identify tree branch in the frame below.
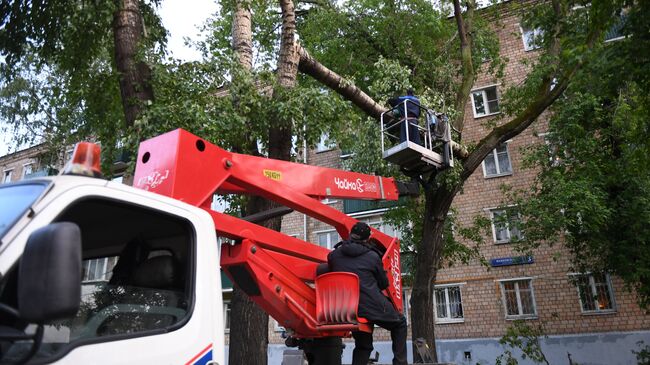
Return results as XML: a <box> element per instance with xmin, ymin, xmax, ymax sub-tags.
<box><xmin>298</xmin><ymin>44</ymin><xmax>469</xmax><ymax>157</ymax></box>
<box><xmin>452</xmin><ymin>0</ymin><xmax>476</xmax><ymax>132</ymax></box>
<box><xmin>297</xmin><ymin>44</ymin><xmax>385</xmax><ymax>119</ymax></box>
<box><xmin>460</xmin><ymin>0</ymin><xmax>607</xmax><ymax>180</ymax></box>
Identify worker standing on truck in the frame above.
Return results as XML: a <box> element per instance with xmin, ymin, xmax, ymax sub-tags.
<box><xmin>328</xmin><ymin>222</ymin><xmax>408</xmax><ymax>365</ymax></box>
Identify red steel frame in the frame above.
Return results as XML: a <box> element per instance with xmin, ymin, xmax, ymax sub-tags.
<box><xmin>133</xmin><ymin>129</ymin><xmax>403</xmax><ymax>338</ymax></box>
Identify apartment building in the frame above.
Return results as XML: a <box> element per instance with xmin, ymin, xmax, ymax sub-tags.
<box><xmin>0</xmin><ymin>144</ymin><xmax>58</xmax><ymax>183</ymax></box>
<box><xmin>267</xmin><ymin>3</ymin><xmax>649</xmax><ymax>365</ymax></box>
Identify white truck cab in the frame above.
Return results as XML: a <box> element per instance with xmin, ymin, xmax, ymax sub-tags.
<box><xmin>0</xmin><ymin>176</ymin><xmax>225</xmax><ymax>365</ymax></box>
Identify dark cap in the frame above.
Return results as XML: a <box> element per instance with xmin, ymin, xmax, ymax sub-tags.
<box><xmin>350</xmin><ymin>222</ymin><xmax>371</xmax><ymax>241</ymax></box>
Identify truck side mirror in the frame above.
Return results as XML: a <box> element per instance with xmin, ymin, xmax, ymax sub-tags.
<box><xmin>18</xmin><ymin>222</ymin><xmax>82</xmax><ymax>323</ymax></box>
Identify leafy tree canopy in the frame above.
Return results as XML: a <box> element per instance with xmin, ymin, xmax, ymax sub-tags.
<box><xmin>512</xmin><ymin>2</ymin><xmax>650</xmax><ymax>308</ymax></box>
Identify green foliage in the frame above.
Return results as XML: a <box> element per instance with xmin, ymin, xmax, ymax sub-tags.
<box><xmin>496</xmin><ymin>320</ymin><xmax>550</xmax><ymax>365</ymax></box>
<box><xmin>634</xmin><ymin>341</ymin><xmax>650</xmax><ymax>365</ymax></box>
<box><xmin>513</xmin><ymin>2</ymin><xmax>650</xmax><ymax>308</ymax></box>
<box><xmin>0</xmin><ymin>0</ymin><xmax>166</xmax><ymax>173</ymax></box>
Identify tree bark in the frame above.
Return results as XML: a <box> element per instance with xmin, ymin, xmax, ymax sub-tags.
<box><xmin>229</xmin><ymin>198</ymin><xmax>274</xmax><ymax>365</ymax></box>
<box><xmin>451</xmin><ymin>0</ymin><xmax>475</xmax><ymax>131</ymax></box>
<box><xmin>229</xmin><ymin>1</ymin><xmax>300</xmax><ymax>364</ymax></box>
<box><xmin>112</xmin><ymin>0</ymin><xmax>153</xmax><ymax>129</ymax></box>
<box><xmin>298</xmin><ymin>45</ymin><xmax>385</xmax><ymax>119</ymax></box>
<box><xmin>269</xmin><ymin>0</ymin><xmax>299</xmax><ymax>161</ymax></box>
<box><xmin>232</xmin><ymin>0</ymin><xmax>253</xmax><ymax>71</ymax></box>
<box><xmin>228</xmin><ymin>2</ymin><xmax>270</xmax><ymax>364</ymax></box>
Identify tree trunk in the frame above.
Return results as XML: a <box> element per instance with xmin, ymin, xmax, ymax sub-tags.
<box><xmin>229</xmin><ymin>195</ymin><xmax>278</xmax><ymax>365</ymax></box>
<box><xmin>228</xmin><ymin>1</ymin><xmax>299</xmax><ymax>364</ymax></box>
<box><xmin>269</xmin><ymin>0</ymin><xmax>299</xmax><ymax>161</ymax></box>
<box><xmin>228</xmin><ymin>1</ymin><xmax>271</xmax><ymax>364</ymax></box>
<box><xmin>232</xmin><ymin>0</ymin><xmax>253</xmax><ymax>71</ymax></box>
<box><xmin>411</xmin><ymin>185</ymin><xmax>457</xmax><ymax>362</ymax></box>
<box><xmin>112</xmin><ymin>0</ymin><xmax>153</xmax><ymax>129</ymax></box>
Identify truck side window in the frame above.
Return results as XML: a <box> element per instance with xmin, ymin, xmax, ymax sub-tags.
<box><xmin>0</xmin><ymin>197</ymin><xmax>194</xmax><ymax>362</ymax></box>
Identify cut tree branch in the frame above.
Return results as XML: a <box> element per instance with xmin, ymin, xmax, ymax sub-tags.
<box><xmin>297</xmin><ymin>44</ymin><xmax>385</xmax><ymax>119</ymax></box>
<box><xmin>298</xmin><ymin>44</ymin><xmax>469</xmax><ymax>157</ymax></box>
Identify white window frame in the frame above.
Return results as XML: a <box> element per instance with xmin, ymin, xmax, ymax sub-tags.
<box><xmin>82</xmin><ymin>257</ymin><xmax>118</xmax><ymax>283</ymax></box>
<box><xmin>520</xmin><ymin>25</ymin><xmax>543</xmax><ymax>51</ymax></box>
<box><xmin>21</xmin><ymin>163</ymin><xmax>34</xmax><ymax>179</ymax></box>
<box><xmin>354</xmin><ymin>214</ymin><xmax>403</xmax><ymax>241</ymax></box>
<box><xmin>316</xmin><ymin>132</ymin><xmax>336</xmax><ymax>153</ymax></box>
<box><xmin>604</xmin><ymin>11</ymin><xmax>627</xmax><ymax>43</ymax></box>
<box><xmin>482</xmin><ymin>142</ymin><xmax>512</xmax><ymax>178</ymax></box>
<box><xmin>2</xmin><ymin>169</ymin><xmax>13</xmax><ymax>183</ymax></box>
<box><xmin>470</xmin><ymin>85</ymin><xmax>500</xmax><ymax>118</ymax></box>
<box><xmin>315</xmin><ymin>229</ymin><xmax>340</xmax><ymax>249</ymax></box>
<box><xmin>273</xmin><ymin>318</ymin><xmax>286</xmax><ymax>332</ymax></box>
<box><xmin>498</xmin><ymin>278</ymin><xmax>537</xmax><ymax>319</ymax></box>
<box><xmin>224</xmin><ymin>301</ymin><xmax>231</xmax><ymax>333</ymax></box>
<box><xmin>433</xmin><ymin>283</ymin><xmax>465</xmax><ymax>324</ymax></box>
<box><xmin>402</xmin><ymin>288</ymin><xmax>411</xmax><ymax>325</ymax></box>
<box><xmin>538</xmin><ymin>132</ymin><xmax>562</xmax><ymax>166</ymax></box>
<box><xmin>321</xmin><ymin>198</ymin><xmax>338</xmax><ymax>205</ymax></box>
<box><xmin>572</xmin><ymin>273</ymin><xmax>617</xmax><ymax>314</ymax></box>
<box><xmin>489</xmin><ymin>207</ymin><xmax>523</xmax><ymax>244</ymax></box>
<box><xmin>64</xmin><ymin>148</ymin><xmax>74</xmax><ymax>164</ymax></box>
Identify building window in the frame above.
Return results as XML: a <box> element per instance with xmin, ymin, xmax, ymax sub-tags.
<box><xmin>500</xmin><ymin>279</ymin><xmax>537</xmax><ymax>319</ymax></box>
<box><xmin>82</xmin><ymin>257</ymin><xmax>119</xmax><ymax>282</ymax></box>
<box><xmin>575</xmin><ymin>273</ymin><xmax>616</xmax><ymax>313</ymax></box>
<box><xmin>538</xmin><ymin>133</ymin><xmax>562</xmax><ymax>166</ymax></box>
<box><xmin>483</xmin><ymin>143</ymin><xmax>512</xmax><ymax>177</ymax></box>
<box><xmin>316</xmin><ymin>229</ymin><xmax>340</xmax><ymax>249</ymax></box>
<box><xmin>224</xmin><ymin>301</ymin><xmax>231</xmax><ymax>333</ymax></box>
<box><xmin>321</xmin><ymin>198</ymin><xmax>338</xmax><ymax>205</ymax></box>
<box><xmin>605</xmin><ymin>13</ymin><xmax>627</xmax><ymax>42</ymax></box>
<box><xmin>274</xmin><ymin>318</ymin><xmax>286</xmax><ymax>332</ymax></box>
<box><xmin>434</xmin><ymin>285</ymin><xmax>464</xmax><ymax>323</ymax></box>
<box><xmin>490</xmin><ymin>208</ymin><xmax>522</xmax><ymax>244</ymax></box>
<box><xmin>2</xmin><ymin>169</ymin><xmax>13</xmax><ymax>183</ymax></box>
<box><xmin>521</xmin><ymin>25</ymin><xmax>543</xmax><ymax>51</ymax></box>
<box><xmin>21</xmin><ymin>163</ymin><xmax>34</xmax><ymax>179</ymax></box>
<box><xmin>64</xmin><ymin>149</ymin><xmax>74</xmax><ymax>163</ymax></box>
<box><xmin>316</xmin><ymin>133</ymin><xmax>336</xmax><ymax>152</ymax></box>
<box><xmin>471</xmin><ymin>86</ymin><xmax>499</xmax><ymax>118</ymax></box>
<box><xmin>356</xmin><ymin>216</ymin><xmax>403</xmax><ymax>240</ymax></box>
<box><xmin>402</xmin><ymin>289</ymin><xmax>410</xmax><ymax>324</ymax></box>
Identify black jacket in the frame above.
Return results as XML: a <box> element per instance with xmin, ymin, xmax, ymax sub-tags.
<box><xmin>327</xmin><ymin>240</ymin><xmax>401</xmax><ymax>323</ymax></box>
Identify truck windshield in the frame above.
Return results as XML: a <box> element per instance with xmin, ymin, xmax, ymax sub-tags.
<box><xmin>0</xmin><ymin>183</ymin><xmax>48</xmax><ymax>239</ymax></box>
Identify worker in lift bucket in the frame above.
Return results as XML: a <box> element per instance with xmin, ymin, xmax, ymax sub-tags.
<box><xmin>328</xmin><ymin>222</ymin><xmax>408</xmax><ymax>365</ymax></box>
<box><xmin>388</xmin><ymin>88</ymin><xmax>422</xmax><ymax>145</ymax></box>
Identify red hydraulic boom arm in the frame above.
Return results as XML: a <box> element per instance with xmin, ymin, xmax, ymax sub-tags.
<box><xmin>132</xmin><ymin>129</ymin><xmax>404</xmax><ymax>338</ymax></box>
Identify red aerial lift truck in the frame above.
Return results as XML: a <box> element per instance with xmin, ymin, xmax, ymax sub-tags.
<box><xmin>0</xmin><ymin>120</ymin><xmax>451</xmax><ymax>364</ymax></box>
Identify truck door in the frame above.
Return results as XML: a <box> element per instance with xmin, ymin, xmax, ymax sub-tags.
<box><xmin>0</xmin><ymin>188</ymin><xmax>222</xmax><ymax>365</ymax></box>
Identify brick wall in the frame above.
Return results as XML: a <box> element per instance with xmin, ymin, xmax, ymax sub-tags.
<box><xmin>436</xmin><ymin>1</ymin><xmax>650</xmax><ymax>339</ymax></box>
<box><xmin>271</xmin><ymin>0</ymin><xmax>650</xmax><ymax>346</ymax></box>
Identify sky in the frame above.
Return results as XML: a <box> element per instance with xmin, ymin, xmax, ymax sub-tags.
<box><xmin>0</xmin><ymin>0</ymin><xmax>217</xmax><ymax>156</ymax></box>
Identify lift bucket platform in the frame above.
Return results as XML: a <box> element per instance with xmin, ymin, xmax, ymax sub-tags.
<box><xmin>382</xmin><ymin>141</ymin><xmax>446</xmax><ymax>174</ymax></box>
<box><xmin>380</xmin><ymin>101</ymin><xmax>454</xmax><ymax>174</ymax></box>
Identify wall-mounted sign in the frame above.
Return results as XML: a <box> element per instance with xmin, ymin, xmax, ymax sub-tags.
<box><xmin>490</xmin><ymin>255</ymin><xmax>534</xmax><ymax>267</ymax></box>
